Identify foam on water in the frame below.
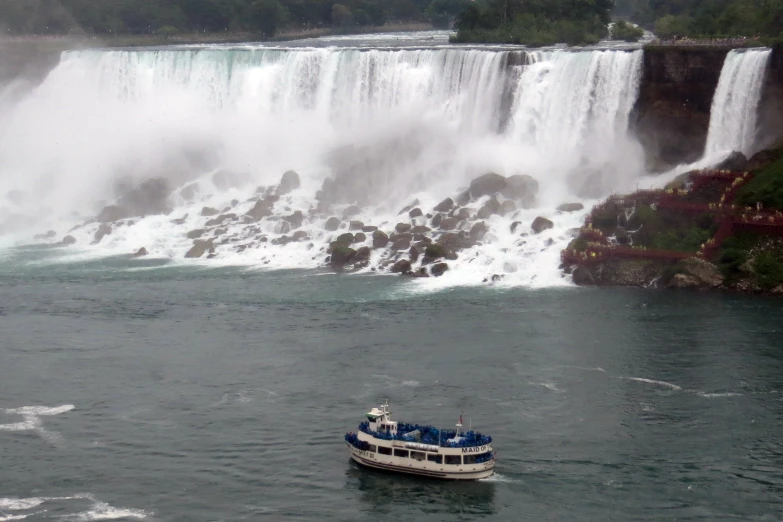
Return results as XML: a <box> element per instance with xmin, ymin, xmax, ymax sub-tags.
<box><xmin>623</xmin><ymin>377</ymin><xmax>682</xmax><ymax>390</ymax></box>
<box><xmin>0</xmin><ymin>44</ymin><xmax>648</xmax><ymax>288</ymax></box>
<box><xmin>0</xmin><ymin>404</ymin><xmax>74</xmax><ymax>443</ymax></box>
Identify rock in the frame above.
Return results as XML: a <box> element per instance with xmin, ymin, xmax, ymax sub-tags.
<box><xmin>615</xmin><ymin>227</ymin><xmax>629</xmax><ymax>245</ymax></box>
<box><xmin>440</xmin><ymin>217</ymin><xmax>458</xmax><ymax>230</ymax></box>
<box><xmin>557</xmin><ymin>202</ymin><xmax>584</xmax><ymax>213</ymax></box>
<box><xmin>571</xmin><ymin>266</ymin><xmax>595</xmax><ymax>285</ymax></box>
<box><xmin>292</xmin><ymin>231</ymin><xmax>308</xmax><ymax>241</ymax></box>
<box><xmin>434</xmin><ymin>198</ymin><xmax>454</xmax><ymax>213</ymax></box>
<box><xmin>354</xmin><ymin>232</ymin><xmax>367</xmax><ymax>243</ymax></box>
<box><xmin>395</xmin><ymin>223</ymin><xmax>412</xmax><ymax>234</ymax></box>
<box><xmin>278</xmin><ymin>170</ymin><xmax>301</xmax><ymax>194</ymax></box>
<box><xmin>171</xmin><ymin>216</ymin><xmax>187</xmax><ymax>225</ymax></box>
<box><xmin>469</xmin><ymin>172</ymin><xmax>507</xmax><ymax>199</ymax></box>
<box><xmin>330</xmin><ymin>245</ymin><xmax>356</xmax><ymax>268</ymax></box>
<box><xmin>96</xmin><ymin>177</ymin><xmax>172</xmax><ymax>223</ymax></box>
<box><xmin>93</xmin><ymin>223</ymin><xmax>112</xmax><ymax>244</ymax></box>
<box><xmin>670</xmin><ymin>273</ymin><xmax>702</xmax><ymax>289</ymax></box>
<box><xmin>409</xmin><ymin>207</ymin><xmax>423</xmax><ymax>218</ymax></box>
<box><xmin>61</xmin><ymin>235</ymin><xmax>76</xmax><ymax>246</ymax></box>
<box><xmin>353</xmin><ymin>247</ymin><xmax>372</xmax><ymax>263</ymax></box>
<box><xmin>470</xmin><ymin>221</ymin><xmax>489</xmax><ymax>241</ymax></box>
<box><xmin>372</xmin><ymin>230</ymin><xmax>389</xmax><ymax>248</ymax></box>
<box><xmin>437</xmin><ymin>232</ymin><xmax>474</xmax><ymax>252</ymax></box>
<box><xmin>206</xmin><ymin>213</ymin><xmax>236</xmax><ymax>227</ymax></box>
<box><xmin>246</xmin><ymin>195</ymin><xmax>279</xmax><ymax>220</ymax></box>
<box><xmin>335</xmin><ymin>232</ymin><xmax>354</xmax><ymax>245</ymax></box>
<box><xmin>531</xmin><ymin>216</ymin><xmax>554</xmax><ymax>234</ymax></box>
<box><xmin>33</xmin><ymin>230</ymin><xmax>56</xmax><ymax>240</ymax></box>
<box><xmin>510</xmin><ymin>221</ymin><xmax>521</xmax><ymax>233</ymax></box>
<box><xmin>771</xmin><ymin>285</ymin><xmax>783</xmax><ymax>295</ymax></box>
<box><xmin>454</xmin><ymin>208</ymin><xmax>471</xmax><ymax>221</ymax></box>
<box><xmin>456</xmin><ymin>191</ymin><xmax>471</xmax><ymax>206</ymax></box>
<box><xmin>324</xmin><ymin>217</ymin><xmax>341</xmax><ymax>231</ymax></box>
<box><xmin>214</xmin><ymin>228</ymin><xmax>227</xmax><ymax>236</ymax></box>
<box><xmin>424</xmin><ymin>244</ymin><xmax>448</xmax><ymax>261</ymax></box>
<box><xmin>284</xmin><ymin>211</ymin><xmax>304</xmax><ymax>229</ymax></box>
<box><xmin>500</xmin><ymin>200</ymin><xmax>517</xmax><ymax>216</ymax></box>
<box><xmin>409</xmin><ymin>246</ymin><xmax>421</xmax><ymax>263</ymax></box>
<box><xmin>201</xmin><ymin>207</ymin><xmax>220</xmax><ymax>217</ymax></box>
<box><xmin>349</xmin><ymin>220</ymin><xmax>364</xmax><ymax>230</ymax></box>
<box><xmin>343</xmin><ymin>205</ymin><xmax>361</xmax><ymax>219</ymax></box>
<box><xmin>362</xmin><ymin>225</ymin><xmax>377</xmax><ymax>233</ymax></box>
<box><xmin>431</xmin><ymin>262</ymin><xmax>449</xmax><ymax>277</ymax></box>
<box><xmin>391</xmin><ymin>235</ymin><xmax>412</xmax><ymax>251</ymax></box>
<box><xmin>96</xmin><ymin>205</ymin><xmax>126</xmax><ymax>223</ymax></box>
<box><xmin>477</xmin><ymin>197</ymin><xmax>501</xmax><ymax>219</ymax></box>
<box><xmin>275</xmin><ymin>221</ymin><xmax>291</xmax><ymax>234</ymax></box>
<box><xmin>715</xmin><ymin>151</ymin><xmax>748</xmax><ymax>171</ymax></box>
<box><xmin>679</xmin><ymin>258</ymin><xmax>724</xmax><ymax>287</ymax></box>
<box><xmin>431</xmin><ymin>213</ymin><xmax>443</xmax><ymax>228</ymax></box>
<box><xmin>133</xmin><ymin>247</ymin><xmax>148</xmax><ymax>257</ymax></box>
<box><xmin>187</xmin><ymin>229</ymin><xmax>206</xmax><ymax>240</ymax></box>
<box><xmin>411</xmin><ymin>225</ymin><xmax>431</xmax><ymax>235</ymax></box>
<box><xmin>391</xmin><ymin>259</ymin><xmax>412</xmax><ymax>273</ymax></box>
<box><xmin>185</xmin><ymin>239</ymin><xmax>213</xmax><ymax>259</ymax></box>
<box><xmin>500</xmin><ymin>174</ymin><xmax>539</xmax><ymax>207</ymax></box>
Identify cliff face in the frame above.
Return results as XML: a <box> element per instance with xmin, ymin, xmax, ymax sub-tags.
<box><xmin>630</xmin><ymin>47</ymin><xmax>730</xmax><ymax>171</ymax></box>
<box><xmin>757</xmin><ymin>47</ymin><xmax>783</xmax><ymax>151</ymax></box>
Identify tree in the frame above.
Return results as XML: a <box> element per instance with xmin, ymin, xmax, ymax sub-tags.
<box><xmin>249</xmin><ymin>0</ymin><xmax>287</xmax><ymax>36</ymax></box>
<box><xmin>331</xmin><ymin>3</ymin><xmax>353</xmax><ymax>26</ymax></box>
<box><xmin>611</xmin><ymin>19</ymin><xmax>644</xmax><ymax>41</ymax></box>
<box><xmin>654</xmin><ymin>14</ymin><xmax>692</xmax><ymax>38</ymax></box>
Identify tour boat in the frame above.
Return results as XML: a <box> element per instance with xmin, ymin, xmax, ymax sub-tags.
<box><xmin>345</xmin><ymin>401</ymin><xmax>495</xmax><ymax>480</ymax></box>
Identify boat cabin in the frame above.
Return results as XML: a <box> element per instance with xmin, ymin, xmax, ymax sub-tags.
<box><xmin>366</xmin><ymin>403</ymin><xmax>397</xmax><ymax>435</ymax></box>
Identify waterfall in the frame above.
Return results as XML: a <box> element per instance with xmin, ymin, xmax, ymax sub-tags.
<box><xmin>0</xmin><ymin>43</ymin><xmax>646</xmax><ymax>288</ymax></box>
<box><xmin>705</xmin><ymin>48</ymin><xmax>772</xmax><ymax>158</ymax></box>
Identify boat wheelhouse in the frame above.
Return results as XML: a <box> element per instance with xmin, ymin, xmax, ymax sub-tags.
<box><xmin>345</xmin><ymin>401</ymin><xmax>495</xmax><ymax>480</ymax></box>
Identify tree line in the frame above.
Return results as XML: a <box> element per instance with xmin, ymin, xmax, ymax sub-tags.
<box><xmin>0</xmin><ymin>0</ymin><xmax>469</xmax><ymax>37</ymax></box>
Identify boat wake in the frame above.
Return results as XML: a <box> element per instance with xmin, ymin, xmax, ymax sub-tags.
<box><xmin>0</xmin><ymin>404</ymin><xmax>74</xmax><ymax>443</ymax></box>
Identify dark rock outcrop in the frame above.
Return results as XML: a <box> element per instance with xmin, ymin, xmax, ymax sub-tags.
<box><xmin>395</xmin><ymin>223</ymin><xmax>412</xmax><ymax>234</ymax></box>
<box><xmin>185</xmin><ymin>239</ymin><xmax>213</xmax><ymax>258</ymax></box>
<box><xmin>431</xmin><ymin>262</ymin><xmax>449</xmax><ymax>277</ymax></box>
<box><xmin>278</xmin><ymin>170</ymin><xmax>301</xmax><ymax>195</ymax></box>
<box><xmin>93</xmin><ymin>223</ymin><xmax>112</xmax><ymax>244</ymax></box>
<box><xmin>557</xmin><ymin>202</ymin><xmax>585</xmax><ymax>212</ymax></box>
<box><xmin>434</xmin><ymin>198</ymin><xmax>454</xmax><ymax>212</ymax></box>
<box><xmin>531</xmin><ymin>216</ymin><xmax>554</xmax><ymax>234</ymax></box>
<box><xmin>469</xmin><ymin>172</ymin><xmax>506</xmax><ymax>199</ymax></box>
<box><xmin>470</xmin><ymin>221</ymin><xmax>489</xmax><ymax>241</ymax></box>
<box><xmin>500</xmin><ymin>174</ymin><xmax>538</xmax><ymax>207</ymax></box>
<box><xmin>391</xmin><ymin>259</ymin><xmax>412</xmax><ymax>273</ymax></box>
<box><xmin>201</xmin><ymin>207</ymin><xmax>220</xmax><ymax>217</ymax></box>
<box><xmin>61</xmin><ymin>235</ymin><xmax>76</xmax><ymax>246</ymax></box>
<box><xmin>372</xmin><ymin>230</ymin><xmax>389</xmax><ymax>248</ymax></box>
<box><xmin>324</xmin><ymin>217</ymin><xmax>341</xmax><ymax>231</ymax></box>
<box><xmin>409</xmin><ymin>208</ymin><xmax>423</xmax><ymax>218</ymax></box>
<box><xmin>330</xmin><ymin>245</ymin><xmax>356</xmax><ymax>269</ymax></box>
<box><xmin>133</xmin><ymin>247</ymin><xmax>149</xmax><ymax>257</ymax></box>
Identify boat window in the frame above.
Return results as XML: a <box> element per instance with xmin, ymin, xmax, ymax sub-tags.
<box><xmin>378</xmin><ymin>446</ymin><xmax>392</xmax><ymax>455</ymax></box>
<box><xmin>445</xmin><ymin>455</ymin><xmax>462</xmax><ymax>465</ymax></box>
<box><xmin>393</xmin><ymin>449</ymin><xmax>409</xmax><ymax>458</ymax></box>
<box><xmin>368</xmin><ymin>445</ymin><xmax>377</xmax><ymax>453</ymax></box>
<box><xmin>410</xmin><ymin>451</ymin><xmax>425</xmax><ymax>461</ymax></box>
<box><xmin>463</xmin><ymin>454</ymin><xmax>477</xmax><ymax>464</ymax></box>
<box><xmin>427</xmin><ymin>454</ymin><xmax>442</xmax><ymax>464</ymax></box>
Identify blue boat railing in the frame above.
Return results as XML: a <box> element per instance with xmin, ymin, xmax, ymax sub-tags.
<box><xmin>356</xmin><ymin>421</ymin><xmax>492</xmax><ymax>448</ymax></box>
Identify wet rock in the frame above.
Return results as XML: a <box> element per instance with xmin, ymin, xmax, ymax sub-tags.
<box><xmin>409</xmin><ymin>246</ymin><xmax>421</xmax><ymax>263</ymax></box>
<box><xmin>201</xmin><ymin>207</ymin><xmax>220</xmax><ymax>217</ymax></box>
<box><xmin>343</xmin><ymin>205</ymin><xmax>361</xmax><ymax>219</ymax></box>
<box><xmin>510</xmin><ymin>221</ymin><xmax>521</xmax><ymax>233</ymax></box>
<box><xmin>395</xmin><ymin>223</ymin><xmax>412</xmax><ymax>234</ymax></box>
<box><xmin>33</xmin><ymin>230</ymin><xmax>57</xmax><ymax>240</ymax></box>
<box><xmin>715</xmin><ymin>151</ymin><xmax>748</xmax><ymax>171</ymax></box>
<box><xmin>362</xmin><ymin>225</ymin><xmax>377</xmax><ymax>233</ymax></box>
<box><xmin>670</xmin><ymin>273</ymin><xmax>702</xmax><ymax>289</ymax></box>
<box><xmin>391</xmin><ymin>259</ymin><xmax>412</xmax><ymax>273</ymax></box>
<box><xmin>477</xmin><ymin>197</ymin><xmax>501</xmax><ymax>219</ymax></box>
<box><xmin>391</xmin><ymin>234</ymin><xmax>412</xmax><ymax>251</ymax></box>
<box><xmin>330</xmin><ymin>245</ymin><xmax>356</xmax><ymax>269</ymax></box>
<box><xmin>335</xmin><ymin>232</ymin><xmax>354</xmax><ymax>245</ymax></box>
<box><xmin>292</xmin><ymin>231</ymin><xmax>309</xmax><ymax>241</ymax></box>
<box><xmin>411</xmin><ymin>225</ymin><xmax>431</xmax><ymax>235</ymax></box>
<box><xmin>96</xmin><ymin>205</ymin><xmax>126</xmax><ymax>223</ymax></box>
<box><xmin>470</xmin><ymin>221</ymin><xmax>489</xmax><ymax>242</ymax></box>
<box><xmin>61</xmin><ymin>235</ymin><xmax>77</xmax><ymax>246</ymax></box>
<box><xmin>679</xmin><ymin>258</ymin><xmax>724</xmax><ymax>287</ymax></box>
<box><xmin>171</xmin><ymin>216</ymin><xmax>187</xmax><ymax>225</ymax></box>
<box><xmin>185</xmin><ymin>239</ymin><xmax>213</xmax><ymax>258</ymax></box>
<box><xmin>557</xmin><ymin>202</ymin><xmax>584</xmax><ymax>213</ymax></box>
<box><xmin>284</xmin><ymin>211</ymin><xmax>304</xmax><ymax>229</ymax></box>
<box><xmin>350</xmin><ymin>220</ymin><xmax>364</xmax><ymax>231</ymax></box>
<box><xmin>456</xmin><ymin>191</ymin><xmax>471</xmax><ymax>206</ymax></box>
<box><xmin>500</xmin><ymin>200</ymin><xmax>517</xmax><ymax>216</ymax></box>
<box><xmin>133</xmin><ymin>247</ymin><xmax>149</xmax><ymax>257</ymax></box>
<box><xmin>434</xmin><ymin>198</ymin><xmax>454</xmax><ymax>213</ymax></box>
<box><xmin>93</xmin><ymin>223</ymin><xmax>112</xmax><ymax>244</ymax></box>
<box><xmin>275</xmin><ymin>221</ymin><xmax>291</xmax><ymax>234</ymax></box>
<box><xmin>431</xmin><ymin>213</ymin><xmax>443</xmax><ymax>228</ymax></box>
<box><xmin>469</xmin><ymin>172</ymin><xmax>507</xmax><ymax>199</ymax></box>
<box><xmin>431</xmin><ymin>262</ymin><xmax>449</xmax><ymax>277</ymax></box>
<box><xmin>278</xmin><ymin>170</ymin><xmax>301</xmax><ymax>195</ymax></box>
<box><xmin>437</xmin><ymin>232</ymin><xmax>473</xmax><ymax>252</ymax></box>
<box><xmin>440</xmin><ymin>217</ymin><xmax>458</xmax><ymax>230</ymax></box>
<box><xmin>571</xmin><ymin>266</ymin><xmax>595</xmax><ymax>286</ymax></box>
<box><xmin>97</xmin><ymin>178</ymin><xmax>172</xmax><ymax>223</ymax></box>
<box><xmin>455</xmin><ymin>208</ymin><xmax>471</xmax><ymax>221</ymax></box>
<box><xmin>246</xmin><ymin>195</ymin><xmax>279</xmax><ymax>220</ymax></box>
<box><xmin>214</xmin><ymin>228</ymin><xmax>228</xmax><ymax>236</ymax></box>
<box><xmin>187</xmin><ymin>229</ymin><xmax>206</xmax><ymax>240</ymax></box>
<box><xmin>615</xmin><ymin>227</ymin><xmax>629</xmax><ymax>245</ymax></box>
<box><xmin>354</xmin><ymin>246</ymin><xmax>372</xmax><ymax>263</ymax></box>
<box><xmin>354</xmin><ymin>232</ymin><xmax>367</xmax><ymax>243</ymax></box>
<box><xmin>325</xmin><ymin>217</ymin><xmax>341</xmax><ymax>231</ymax></box>
<box><xmin>500</xmin><ymin>174</ymin><xmax>538</xmax><ymax>207</ymax></box>
<box><xmin>409</xmin><ymin>207</ymin><xmax>423</xmax><ymax>219</ymax></box>
<box><xmin>206</xmin><ymin>213</ymin><xmax>236</xmax><ymax>227</ymax></box>
<box><xmin>372</xmin><ymin>230</ymin><xmax>389</xmax><ymax>248</ymax></box>
<box><xmin>531</xmin><ymin>216</ymin><xmax>554</xmax><ymax>234</ymax></box>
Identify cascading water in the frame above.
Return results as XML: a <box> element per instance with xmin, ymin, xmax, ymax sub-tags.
<box><xmin>0</xmin><ymin>41</ymin><xmax>646</xmax><ymax>288</ymax></box>
<box><xmin>705</xmin><ymin>48</ymin><xmax>772</xmax><ymax>158</ymax></box>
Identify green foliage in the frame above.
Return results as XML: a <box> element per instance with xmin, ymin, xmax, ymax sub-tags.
<box><xmin>452</xmin><ymin>0</ymin><xmax>611</xmax><ymax>46</ymax></box>
<box><xmin>753</xmin><ymin>251</ymin><xmax>783</xmax><ymax>290</ymax></box>
<box><xmin>156</xmin><ymin>25</ymin><xmax>179</xmax><ymax>39</ymax></box>
<box><xmin>735</xmin><ymin>150</ymin><xmax>783</xmax><ymax>210</ymax></box>
<box><xmin>0</xmin><ymin>0</ymin><xmax>426</xmax><ymax>36</ymax></box>
<box><xmin>653</xmin><ymin>226</ymin><xmax>712</xmax><ymax>252</ymax></box>
<box><xmin>611</xmin><ymin>20</ymin><xmax>644</xmax><ymax>41</ymax></box>
<box><xmin>654</xmin><ymin>14</ymin><xmax>692</xmax><ymax>38</ymax></box>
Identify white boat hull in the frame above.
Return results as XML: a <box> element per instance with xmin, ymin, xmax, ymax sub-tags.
<box><xmin>348</xmin><ymin>444</ymin><xmax>495</xmax><ymax>480</ymax></box>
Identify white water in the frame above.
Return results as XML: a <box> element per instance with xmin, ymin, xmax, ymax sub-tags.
<box><xmin>705</xmin><ymin>49</ymin><xmax>772</xmax><ymax>158</ymax></box>
<box><xmin>0</xmin><ymin>41</ymin><xmax>648</xmax><ymax>288</ymax></box>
